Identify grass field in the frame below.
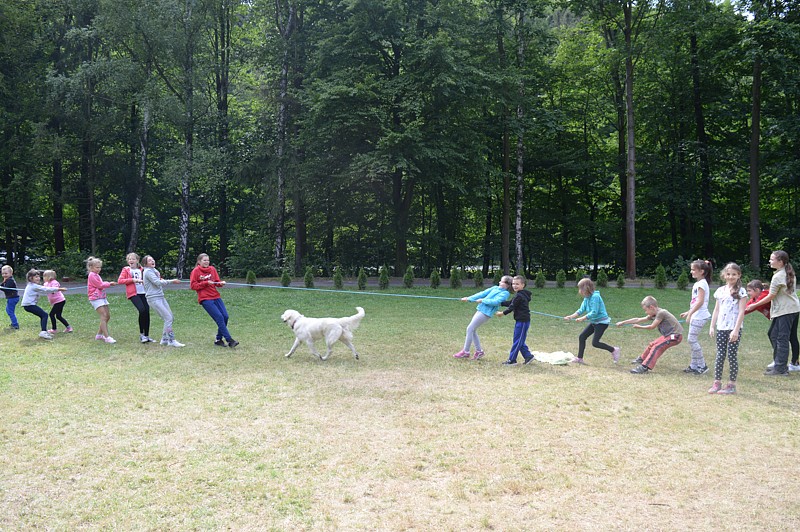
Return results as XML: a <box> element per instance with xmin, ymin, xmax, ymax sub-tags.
<box><xmin>1</xmin><ymin>283</ymin><xmax>798</xmax><ymax>530</ymax></box>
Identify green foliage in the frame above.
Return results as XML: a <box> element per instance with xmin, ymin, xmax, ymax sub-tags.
<box><xmin>403</xmin><ymin>266</ymin><xmax>414</xmax><ymax>288</ymax></box>
<box><xmin>245</xmin><ymin>270</ymin><xmax>256</xmax><ymax>288</ymax></box>
<box><xmin>357</xmin><ymin>268</ymin><xmax>367</xmax><ymax>291</ymax></box>
<box><xmin>304</xmin><ymin>267</ymin><xmax>314</xmax><ymax>288</ymax></box>
<box><xmin>535</xmin><ymin>271</ymin><xmax>546</xmax><ymax>289</ymax></box>
<box><xmin>617</xmin><ymin>273</ymin><xmax>626</xmax><ymax>289</ymax></box>
<box><xmin>333</xmin><ymin>269</ymin><xmax>344</xmax><ymax>290</ymax></box>
<box><xmin>430</xmin><ymin>270</ymin><xmax>441</xmax><ymax>289</ymax></box>
<box><xmin>575</xmin><ymin>268</ymin><xmax>586</xmax><ymax>284</ymax></box>
<box><xmin>449</xmin><ymin>268</ymin><xmax>461</xmax><ymax>290</ymax></box>
<box><xmin>45</xmin><ymin>250</ymin><xmax>91</xmax><ymax>280</ymax></box>
<box><xmin>280</xmin><ymin>270</ymin><xmax>291</xmax><ymax>287</ymax></box>
<box><xmin>473</xmin><ymin>270</ymin><xmax>484</xmax><ymax>288</ymax></box>
<box><xmin>556</xmin><ymin>269</ymin><xmax>566</xmax><ymax>288</ymax></box>
<box><xmin>379</xmin><ymin>265</ymin><xmax>389</xmax><ymax>290</ymax></box>
<box><xmin>655</xmin><ymin>264</ymin><xmax>667</xmax><ymax>289</ymax></box>
<box><xmin>493</xmin><ymin>270</ymin><xmax>502</xmax><ymax>284</ymax></box>
<box><xmin>676</xmin><ymin>271</ymin><xmax>689</xmax><ymax>291</ymax></box>
<box><xmin>596</xmin><ymin>269</ymin><xmax>608</xmax><ymax>288</ymax></box>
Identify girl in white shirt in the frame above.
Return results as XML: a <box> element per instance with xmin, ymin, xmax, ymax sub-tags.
<box><xmin>680</xmin><ymin>260</ymin><xmax>713</xmax><ymax>374</ymax></box>
<box><xmin>708</xmin><ymin>263</ymin><xmax>747</xmax><ymax>395</ymax></box>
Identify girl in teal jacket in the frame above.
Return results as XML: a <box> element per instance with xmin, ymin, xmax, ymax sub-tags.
<box><xmin>453</xmin><ymin>275</ymin><xmax>513</xmax><ymax>360</ymax></box>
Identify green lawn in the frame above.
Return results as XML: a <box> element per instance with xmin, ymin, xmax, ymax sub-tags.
<box><xmin>1</xmin><ymin>284</ymin><xmax>798</xmax><ymax>529</ymax></box>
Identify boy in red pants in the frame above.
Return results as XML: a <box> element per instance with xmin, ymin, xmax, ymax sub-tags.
<box><xmin>616</xmin><ymin>296</ymin><xmax>684</xmax><ymax>374</ymax></box>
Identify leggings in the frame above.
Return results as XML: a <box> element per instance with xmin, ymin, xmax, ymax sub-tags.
<box><xmin>49</xmin><ymin>300</ymin><xmax>70</xmax><ymax>330</ymax></box>
<box><xmin>23</xmin><ymin>305</ymin><xmax>49</xmax><ymax>331</ymax></box>
<box><xmin>577</xmin><ymin>322</ymin><xmax>614</xmax><ymax>358</ymax></box>
<box><xmin>201</xmin><ymin>298</ymin><xmax>232</xmax><ymax>341</ymax></box>
<box><xmin>687</xmin><ymin>316</ymin><xmax>709</xmax><ymax>369</ymax></box>
<box><xmin>129</xmin><ymin>294</ymin><xmax>151</xmax><ymax>336</ymax></box>
<box><xmin>147</xmin><ymin>296</ymin><xmax>175</xmax><ymax>342</ymax></box>
<box><xmin>463</xmin><ymin>312</ymin><xmax>491</xmax><ymax>353</ymax></box>
<box><xmin>714</xmin><ymin>329</ymin><xmax>742</xmax><ymax>382</ymax></box>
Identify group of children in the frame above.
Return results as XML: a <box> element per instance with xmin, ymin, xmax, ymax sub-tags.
<box><xmin>453</xmin><ymin>251</ymin><xmax>800</xmax><ymax>395</ymax></box>
<box><xmin>1</xmin><ymin>253</ymin><xmax>239</xmax><ymax>348</ymax></box>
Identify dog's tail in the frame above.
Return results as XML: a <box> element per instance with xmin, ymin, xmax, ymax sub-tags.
<box><xmin>339</xmin><ymin>306</ymin><xmax>365</xmax><ymax>331</ymax></box>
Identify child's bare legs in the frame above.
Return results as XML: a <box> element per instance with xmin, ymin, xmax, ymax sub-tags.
<box><xmin>96</xmin><ymin>305</ymin><xmax>111</xmax><ymax>337</ymax></box>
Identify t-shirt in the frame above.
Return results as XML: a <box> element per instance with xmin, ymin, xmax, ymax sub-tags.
<box><xmin>689</xmin><ymin>279</ymin><xmax>711</xmax><ymax>321</ymax></box>
<box><xmin>713</xmin><ymin>285</ymin><xmax>747</xmax><ymax>331</ymax></box>
<box><xmin>769</xmin><ymin>268</ymin><xmax>800</xmax><ymax>319</ymax></box>
<box><xmin>654</xmin><ymin>308</ymin><xmax>683</xmax><ymax>337</ymax></box>
<box><xmin>130</xmin><ymin>267</ymin><xmax>145</xmax><ymax>295</ymax></box>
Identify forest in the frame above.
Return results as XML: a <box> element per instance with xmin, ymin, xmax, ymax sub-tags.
<box><xmin>1</xmin><ymin>0</ymin><xmax>799</xmax><ymax>280</ymax></box>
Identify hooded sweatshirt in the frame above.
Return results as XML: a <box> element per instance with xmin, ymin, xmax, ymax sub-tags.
<box><xmin>189</xmin><ymin>265</ymin><xmax>222</xmax><ymax>303</ymax></box>
<box><xmin>500</xmin><ymin>289</ymin><xmax>531</xmax><ymax>322</ymax></box>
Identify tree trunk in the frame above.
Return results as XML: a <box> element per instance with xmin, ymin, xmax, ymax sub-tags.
<box><xmin>749</xmin><ymin>55</ymin><xmax>762</xmax><ymax>270</ymax></box>
<box><xmin>623</xmin><ymin>4</ymin><xmax>637</xmax><ymax>279</ymax></box>
<box><xmin>514</xmin><ymin>10</ymin><xmax>526</xmax><ymax>275</ymax></box>
<box><xmin>215</xmin><ymin>0</ymin><xmax>232</xmax><ymax>267</ymax></box>
<box><xmin>129</xmin><ymin>102</ymin><xmax>149</xmax><ymax>253</ymax></box>
<box><xmin>690</xmin><ymin>32</ymin><xmax>713</xmax><ymax>259</ymax></box>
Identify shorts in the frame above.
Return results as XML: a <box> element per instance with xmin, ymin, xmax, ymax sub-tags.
<box><xmin>90</xmin><ymin>298</ymin><xmax>109</xmax><ymax>310</ymax></box>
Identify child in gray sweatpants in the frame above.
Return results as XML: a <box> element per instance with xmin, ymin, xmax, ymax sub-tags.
<box><xmin>142</xmin><ymin>255</ymin><xmax>185</xmax><ymax>347</ymax></box>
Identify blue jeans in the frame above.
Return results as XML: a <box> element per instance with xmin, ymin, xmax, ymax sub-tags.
<box><xmin>201</xmin><ymin>298</ymin><xmax>232</xmax><ymax>341</ymax></box>
<box><xmin>508</xmin><ymin>321</ymin><xmax>532</xmax><ymax>362</ymax></box>
<box><xmin>6</xmin><ymin>297</ymin><xmax>19</xmax><ymax>327</ymax></box>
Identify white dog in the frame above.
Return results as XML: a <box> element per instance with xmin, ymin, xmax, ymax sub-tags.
<box><xmin>281</xmin><ymin>307</ymin><xmax>365</xmax><ymax>360</ymax></box>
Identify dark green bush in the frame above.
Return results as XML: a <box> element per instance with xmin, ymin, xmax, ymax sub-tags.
<box><xmin>304</xmin><ymin>266</ymin><xmax>314</xmax><ymax>288</ymax></box>
<box><xmin>403</xmin><ymin>266</ymin><xmax>414</xmax><ymax>288</ymax></box>
<box><xmin>556</xmin><ymin>269</ymin><xmax>566</xmax><ymax>288</ymax></box>
<box><xmin>357</xmin><ymin>268</ymin><xmax>367</xmax><ymax>290</ymax></box>
<box><xmin>430</xmin><ymin>270</ymin><xmax>441</xmax><ymax>289</ymax></box>
<box><xmin>535</xmin><ymin>271</ymin><xmax>546</xmax><ymax>289</ymax></box>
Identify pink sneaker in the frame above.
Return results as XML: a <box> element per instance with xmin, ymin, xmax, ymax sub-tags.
<box><xmin>95</xmin><ymin>334</ymin><xmax>105</xmax><ymax>340</ymax></box>
<box><xmin>708</xmin><ymin>380</ymin><xmax>721</xmax><ymax>394</ymax></box>
<box><xmin>472</xmin><ymin>350</ymin><xmax>485</xmax><ymax>360</ymax></box>
<box><xmin>453</xmin><ymin>350</ymin><xmax>470</xmax><ymax>359</ymax></box>
<box><xmin>612</xmin><ymin>347</ymin><xmax>621</xmax><ymax>363</ymax></box>
<box><xmin>571</xmin><ymin>357</ymin><xmax>585</xmax><ymax>364</ymax></box>
<box><xmin>47</xmin><ymin>329</ymin><xmax>57</xmax><ymax>334</ymax></box>
<box><xmin>65</xmin><ymin>326</ymin><xmax>74</xmax><ymax>333</ymax></box>
<box><xmin>104</xmin><ymin>336</ymin><xmax>117</xmax><ymax>344</ymax></box>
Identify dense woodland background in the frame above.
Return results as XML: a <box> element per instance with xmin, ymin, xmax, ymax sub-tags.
<box><xmin>1</xmin><ymin>0</ymin><xmax>799</xmax><ymax>280</ymax></box>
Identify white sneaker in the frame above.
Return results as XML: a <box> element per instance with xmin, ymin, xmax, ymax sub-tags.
<box><xmin>160</xmin><ymin>339</ymin><xmax>169</xmax><ymax>345</ymax></box>
<box><xmin>168</xmin><ymin>340</ymin><xmax>185</xmax><ymax>348</ymax></box>
<box><xmin>104</xmin><ymin>336</ymin><xmax>117</xmax><ymax>344</ymax></box>
<box><xmin>767</xmin><ymin>361</ymin><xmax>776</xmax><ymax>369</ymax></box>
<box><xmin>789</xmin><ymin>363</ymin><xmax>800</xmax><ymax>372</ymax></box>
<box><xmin>140</xmin><ymin>334</ymin><xmax>149</xmax><ymax>343</ymax></box>
<box><xmin>39</xmin><ymin>331</ymin><xmax>54</xmax><ymax>340</ymax></box>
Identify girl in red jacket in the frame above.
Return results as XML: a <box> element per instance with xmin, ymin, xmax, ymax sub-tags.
<box><xmin>189</xmin><ymin>253</ymin><xmax>238</xmax><ymax>348</ymax></box>
<box><xmin>118</xmin><ymin>252</ymin><xmax>154</xmax><ymax>343</ymax></box>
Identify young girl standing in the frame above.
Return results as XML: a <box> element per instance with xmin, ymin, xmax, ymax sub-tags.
<box><xmin>453</xmin><ymin>275</ymin><xmax>513</xmax><ymax>360</ymax></box>
<box><xmin>745</xmin><ymin>279</ymin><xmax>800</xmax><ymax>371</ymax></box>
<box><xmin>190</xmin><ymin>253</ymin><xmax>238</xmax><ymax>348</ymax></box>
<box><xmin>746</xmin><ymin>250</ymin><xmax>800</xmax><ymax>376</ymax></box>
<box><xmin>22</xmin><ymin>269</ymin><xmax>67</xmax><ymax>339</ymax></box>
<box><xmin>142</xmin><ymin>255</ymin><xmax>184</xmax><ymax>347</ymax></box>
<box><xmin>87</xmin><ymin>257</ymin><xmax>117</xmax><ymax>343</ymax></box>
<box><xmin>1</xmin><ymin>265</ymin><xmax>20</xmax><ymax>329</ymax></box>
<box><xmin>708</xmin><ymin>263</ymin><xmax>747</xmax><ymax>395</ymax></box>
<box><xmin>43</xmin><ymin>269</ymin><xmax>72</xmax><ymax>334</ymax></box>
<box><xmin>680</xmin><ymin>260</ymin><xmax>712</xmax><ymax>374</ymax></box>
<box><xmin>563</xmin><ymin>278</ymin><xmax>620</xmax><ymax>364</ymax></box>
<box><xmin>118</xmin><ymin>252</ymin><xmax>154</xmax><ymax>343</ymax></box>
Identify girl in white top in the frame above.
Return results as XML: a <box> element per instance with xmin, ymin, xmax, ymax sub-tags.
<box><xmin>680</xmin><ymin>260</ymin><xmax>713</xmax><ymax>374</ymax></box>
<box><xmin>708</xmin><ymin>262</ymin><xmax>747</xmax><ymax>395</ymax></box>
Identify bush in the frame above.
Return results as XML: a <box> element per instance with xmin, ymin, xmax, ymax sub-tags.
<box><xmin>616</xmin><ymin>273</ymin><xmax>626</xmax><ymax>288</ymax></box>
<box><xmin>403</xmin><ymin>266</ymin><xmax>414</xmax><ymax>288</ymax></box>
<box><xmin>493</xmin><ymin>270</ymin><xmax>501</xmax><ymax>284</ymax></box>
<box><xmin>333</xmin><ymin>269</ymin><xmax>343</xmax><ymax>290</ymax></box>
<box><xmin>245</xmin><ymin>270</ymin><xmax>257</xmax><ymax>288</ymax></box>
<box><xmin>430</xmin><ymin>269</ymin><xmax>441</xmax><ymax>289</ymax></box>
<box><xmin>357</xmin><ymin>268</ymin><xmax>367</xmax><ymax>290</ymax></box>
<box><xmin>45</xmin><ymin>249</ymin><xmax>91</xmax><ymax>281</ymax></box>
<box><xmin>379</xmin><ymin>265</ymin><xmax>390</xmax><ymax>290</ymax></box>
<box><xmin>449</xmin><ymin>267</ymin><xmax>461</xmax><ymax>289</ymax></box>
<box><xmin>655</xmin><ymin>264</ymin><xmax>667</xmax><ymax>289</ymax></box>
<box><xmin>676</xmin><ymin>270</ymin><xmax>689</xmax><ymax>291</ymax></box>
<box><xmin>575</xmin><ymin>268</ymin><xmax>586</xmax><ymax>284</ymax></box>
<box><xmin>280</xmin><ymin>270</ymin><xmax>291</xmax><ymax>287</ymax></box>
<box><xmin>474</xmin><ymin>270</ymin><xmax>484</xmax><ymax>288</ymax></box>
<box><xmin>304</xmin><ymin>266</ymin><xmax>314</xmax><ymax>288</ymax></box>
<box><xmin>556</xmin><ymin>269</ymin><xmax>566</xmax><ymax>288</ymax></box>
<box><xmin>535</xmin><ymin>271</ymin><xmax>546</xmax><ymax>289</ymax></box>
<box><xmin>596</xmin><ymin>269</ymin><xmax>608</xmax><ymax>288</ymax></box>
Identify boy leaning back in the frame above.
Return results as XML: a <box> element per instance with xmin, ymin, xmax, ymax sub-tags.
<box><xmin>616</xmin><ymin>296</ymin><xmax>683</xmax><ymax>374</ymax></box>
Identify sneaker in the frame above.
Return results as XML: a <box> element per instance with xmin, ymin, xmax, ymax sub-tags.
<box><xmin>10</xmin><ymin>325</ymin><xmax>19</xmax><ymax>330</ymax></box>
<box><xmin>453</xmin><ymin>350</ymin><xmax>470</xmax><ymax>359</ymax></box>
<box><xmin>612</xmin><ymin>346</ymin><xmax>621</xmax><ymax>363</ymax></box>
<box><xmin>695</xmin><ymin>366</ymin><xmax>709</xmax><ymax>375</ymax></box>
<box><xmin>631</xmin><ymin>357</ymin><xmax>643</xmax><ymax>365</ymax></box>
<box><xmin>472</xmin><ymin>350</ymin><xmax>485</xmax><ymax>360</ymax></box>
<box><xmin>95</xmin><ymin>334</ymin><xmax>106</xmax><ymax>341</ymax></box>
<box><xmin>160</xmin><ymin>339</ymin><xmax>169</xmax><ymax>345</ymax></box>
<box><xmin>708</xmin><ymin>380</ymin><xmax>722</xmax><ymax>394</ymax></box>
<box><xmin>717</xmin><ymin>383</ymin><xmax>736</xmax><ymax>395</ymax></box>
<box><xmin>227</xmin><ymin>340</ymin><xmax>239</xmax><ymax>348</ymax></box>
<box><xmin>104</xmin><ymin>336</ymin><xmax>117</xmax><ymax>344</ymax></box>
<box><xmin>214</xmin><ymin>339</ymin><xmax>226</xmax><ymax>347</ymax></box>
<box><xmin>47</xmin><ymin>329</ymin><xmax>57</xmax><ymax>334</ymax></box>
<box><xmin>571</xmin><ymin>357</ymin><xmax>585</xmax><ymax>365</ymax></box>
<box><xmin>523</xmin><ymin>355</ymin><xmax>535</xmax><ymax>365</ymax></box>
<box><xmin>683</xmin><ymin>366</ymin><xmax>696</xmax><ymax>373</ymax></box>
<box><xmin>145</xmin><ymin>336</ymin><xmax>156</xmax><ymax>343</ymax></box>
<box><xmin>630</xmin><ymin>364</ymin><xmax>649</xmax><ymax>374</ymax></box>
<box><xmin>764</xmin><ymin>368</ymin><xmax>789</xmax><ymax>376</ymax></box>
<box><xmin>39</xmin><ymin>331</ymin><xmax>54</xmax><ymax>340</ymax></box>
<box><xmin>168</xmin><ymin>340</ymin><xmax>185</xmax><ymax>348</ymax></box>
<box><xmin>65</xmin><ymin>326</ymin><xmax>73</xmax><ymax>333</ymax></box>
<box><xmin>501</xmin><ymin>360</ymin><xmax>517</xmax><ymax>365</ymax></box>
<box><xmin>767</xmin><ymin>361</ymin><xmax>775</xmax><ymax>369</ymax></box>
<box><xmin>141</xmin><ymin>334</ymin><xmax>149</xmax><ymax>344</ymax></box>
<box><xmin>789</xmin><ymin>363</ymin><xmax>800</xmax><ymax>372</ymax></box>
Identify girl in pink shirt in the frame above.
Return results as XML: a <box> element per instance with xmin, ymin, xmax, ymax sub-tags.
<box><xmin>43</xmin><ymin>269</ymin><xmax>72</xmax><ymax>334</ymax></box>
<box><xmin>86</xmin><ymin>256</ymin><xmax>117</xmax><ymax>344</ymax></box>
